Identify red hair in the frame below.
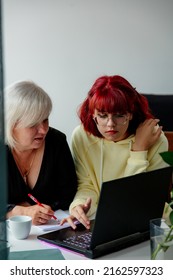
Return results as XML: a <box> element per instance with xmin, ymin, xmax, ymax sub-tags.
<box><xmin>78</xmin><ymin>75</ymin><xmax>154</xmax><ymax>137</ymax></box>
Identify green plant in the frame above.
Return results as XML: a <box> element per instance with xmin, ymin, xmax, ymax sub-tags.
<box><xmin>160</xmin><ymin>151</ymin><xmax>173</xmax><ymax>201</ymax></box>
<box><xmin>151</xmin><ymin>151</ymin><xmax>173</xmax><ymax>259</ymax></box>
<box><xmin>151</xmin><ymin>203</ymin><xmax>173</xmax><ymax>259</ymax></box>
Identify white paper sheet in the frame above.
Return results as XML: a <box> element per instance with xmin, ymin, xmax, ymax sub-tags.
<box><xmin>37</xmin><ymin>209</ymin><xmax>70</xmax><ymax>231</ymax></box>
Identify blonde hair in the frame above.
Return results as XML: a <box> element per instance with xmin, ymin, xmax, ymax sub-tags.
<box><xmin>5</xmin><ymin>80</ymin><xmax>52</xmax><ymax>148</ymax></box>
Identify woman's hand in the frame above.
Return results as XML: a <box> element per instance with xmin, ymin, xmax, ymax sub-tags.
<box><xmin>9</xmin><ymin>204</ymin><xmax>55</xmax><ymax>225</ymax></box>
<box><xmin>26</xmin><ymin>204</ymin><xmax>55</xmax><ymax>225</ymax></box>
<box><xmin>60</xmin><ymin>198</ymin><xmax>92</xmax><ymax>229</ymax></box>
<box><xmin>132</xmin><ymin>119</ymin><xmax>162</xmax><ymax>151</ymax></box>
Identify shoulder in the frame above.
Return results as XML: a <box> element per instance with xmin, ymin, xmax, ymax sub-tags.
<box><xmin>160</xmin><ymin>131</ymin><xmax>168</xmax><ymax>143</ymax></box>
<box><xmin>152</xmin><ymin>131</ymin><xmax>169</xmax><ymax>152</ymax></box>
<box><xmin>46</xmin><ymin>127</ymin><xmax>67</xmax><ymax>144</ymax></box>
<box><xmin>71</xmin><ymin>125</ymin><xmax>84</xmax><ymax>138</ymax></box>
<box><xmin>71</xmin><ymin>124</ymin><xmax>100</xmax><ymax>147</ymax></box>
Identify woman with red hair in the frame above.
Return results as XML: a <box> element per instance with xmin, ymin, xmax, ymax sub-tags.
<box><xmin>62</xmin><ymin>75</ymin><xmax>168</xmax><ymax>229</ymax></box>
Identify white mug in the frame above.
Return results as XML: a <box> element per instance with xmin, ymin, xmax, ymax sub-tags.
<box><xmin>7</xmin><ymin>215</ymin><xmax>32</xmax><ymax>240</ymax></box>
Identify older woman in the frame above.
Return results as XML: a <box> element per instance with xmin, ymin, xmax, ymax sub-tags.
<box><xmin>5</xmin><ymin>80</ymin><xmax>77</xmax><ymax>225</ymax></box>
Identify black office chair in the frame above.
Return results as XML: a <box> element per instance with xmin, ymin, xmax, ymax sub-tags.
<box><xmin>142</xmin><ymin>94</ymin><xmax>173</xmax><ymax>131</ymax></box>
<box><xmin>142</xmin><ymin>94</ymin><xmax>173</xmax><ymax>202</ymax></box>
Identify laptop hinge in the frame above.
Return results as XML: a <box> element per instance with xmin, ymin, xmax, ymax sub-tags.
<box><xmin>85</xmin><ymin>231</ymin><xmax>149</xmax><ymax>259</ymax></box>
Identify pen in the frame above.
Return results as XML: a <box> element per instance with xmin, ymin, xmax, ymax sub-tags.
<box><xmin>28</xmin><ymin>193</ymin><xmax>57</xmax><ymax>220</ymax></box>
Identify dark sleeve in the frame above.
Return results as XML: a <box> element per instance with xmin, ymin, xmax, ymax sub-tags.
<box><xmin>50</xmin><ymin>134</ymin><xmax>78</xmax><ymax>210</ymax></box>
<box><xmin>31</xmin><ymin>128</ymin><xmax>78</xmax><ymax>211</ymax></box>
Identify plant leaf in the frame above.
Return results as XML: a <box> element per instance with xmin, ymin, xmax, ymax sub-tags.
<box><xmin>160</xmin><ymin>151</ymin><xmax>173</xmax><ymax>166</ymax></box>
<box><xmin>170</xmin><ymin>211</ymin><xmax>173</xmax><ymax>225</ymax></box>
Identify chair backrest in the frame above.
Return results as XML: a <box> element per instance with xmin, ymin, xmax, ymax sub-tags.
<box><xmin>142</xmin><ymin>94</ymin><xmax>173</xmax><ymax>152</ymax></box>
<box><xmin>164</xmin><ymin>131</ymin><xmax>173</xmax><ymax>152</ymax></box>
<box><xmin>142</xmin><ymin>94</ymin><xmax>173</xmax><ymax>131</ymax></box>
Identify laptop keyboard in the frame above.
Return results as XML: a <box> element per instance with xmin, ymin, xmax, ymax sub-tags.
<box><xmin>63</xmin><ymin>232</ymin><xmax>92</xmax><ymax>249</ymax></box>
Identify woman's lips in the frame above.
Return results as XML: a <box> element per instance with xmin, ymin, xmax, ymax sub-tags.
<box><xmin>105</xmin><ymin>130</ymin><xmax>117</xmax><ymax>135</ymax></box>
<box><xmin>34</xmin><ymin>136</ymin><xmax>44</xmax><ymax>142</ymax></box>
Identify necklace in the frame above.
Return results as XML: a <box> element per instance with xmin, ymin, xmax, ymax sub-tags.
<box><xmin>12</xmin><ymin>149</ymin><xmax>37</xmax><ymax>184</ymax></box>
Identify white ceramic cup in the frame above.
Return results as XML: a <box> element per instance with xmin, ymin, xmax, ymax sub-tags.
<box><xmin>7</xmin><ymin>215</ymin><xmax>32</xmax><ymax>240</ymax></box>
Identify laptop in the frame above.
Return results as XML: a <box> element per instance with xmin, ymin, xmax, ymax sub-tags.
<box><xmin>38</xmin><ymin>166</ymin><xmax>172</xmax><ymax>259</ymax></box>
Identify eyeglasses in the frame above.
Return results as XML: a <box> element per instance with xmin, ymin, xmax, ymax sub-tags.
<box><xmin>94</xmin><ymin>113</ymin><xmax>128</xmax><ymax>126</ymax></box>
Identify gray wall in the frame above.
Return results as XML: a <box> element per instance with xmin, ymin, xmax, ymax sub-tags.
<box><xmin>2</xmin><ymin>0</ymin><xmax>173</xmax><ymax>142</ymax></box>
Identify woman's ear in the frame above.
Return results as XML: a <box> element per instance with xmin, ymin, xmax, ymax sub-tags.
<box><xmin>129</xmin><ymin>113</ymin><xmax>133</xmax><ymax>120</ymax></box>
<box><xmin>92</xmin><ymin>111</ymin><xmax>96</xmax><ymax>119</ymax></box>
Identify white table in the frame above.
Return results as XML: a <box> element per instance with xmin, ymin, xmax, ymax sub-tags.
<box><xmin>8</xmin><ymin>224</ymin><xmax>150</xmax><ymax>260</ymax></box>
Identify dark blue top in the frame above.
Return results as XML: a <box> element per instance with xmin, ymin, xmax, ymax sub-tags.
<box><xmin>7</xmin><ymin>127</ymin><xmax>77</xmax><ymax>211</ymax></box>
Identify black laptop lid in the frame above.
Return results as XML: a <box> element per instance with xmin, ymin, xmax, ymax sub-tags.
<box><xmin>90</xmin><ymin>166</ymin><xmax>172</xmax><ymax>248</ymax></box>
<box><xmin>37</xmin><ymin>167</ymin><xmax>172</xmax><ymax>258</ymax></box>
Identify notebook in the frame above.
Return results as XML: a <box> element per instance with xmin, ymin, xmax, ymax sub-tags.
<box><xmin>37</xmin><ymin>166</ymin><xmax>172</xmax><ymax>259</ymax></box>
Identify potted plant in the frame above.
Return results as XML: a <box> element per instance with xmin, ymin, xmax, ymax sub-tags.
<box><xmin>151</xmin><ymin>151</ymin><xmax>173</xmax><ymax>260</ymax></box>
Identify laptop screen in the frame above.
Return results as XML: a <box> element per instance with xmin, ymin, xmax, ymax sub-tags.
<box><xmin>90</xmin><ymin>166</ymin><xmax>172</xmax><ymax>248</ymax></box>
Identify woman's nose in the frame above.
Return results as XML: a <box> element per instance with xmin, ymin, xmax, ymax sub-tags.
<box><xmin>37</xmin><ymin>123</ymin><xmax>48</xmax><ymax>133</ymax></box>
<box><xmin>107</xmin><ymin>116</ymin><xmax>115</xmax><ymax>126</ymax></box>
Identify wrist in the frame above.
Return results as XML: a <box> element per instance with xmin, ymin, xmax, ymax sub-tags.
<box><xmin>132</xmin><ymin>143</ymin><xmax>147</xmax><ymax>151</ymax></box>
<box><xmin>12</xmin><ymin>205</ymin><xmax>27</xmax><ymax>216</ymax></box>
